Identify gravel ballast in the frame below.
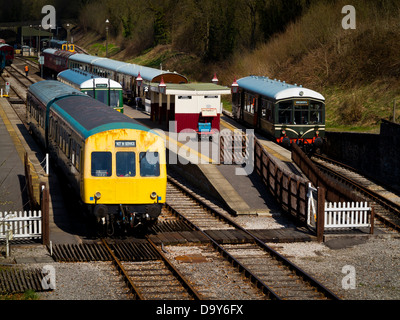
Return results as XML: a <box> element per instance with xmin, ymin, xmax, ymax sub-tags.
<box><xmin>1</xmin><ymin>232</ymin><xmax>398</xmax><ymax>300</ymax></box>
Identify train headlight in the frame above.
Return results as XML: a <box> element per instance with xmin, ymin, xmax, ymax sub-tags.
<box><xmin>95</xmin><ymin>192</ymin><xmax>102</xmax><ymax>200</ymax></box>
<box><xmin>150</xmin><ymin>192</ymin><xmax>157</xmax><ymax>200</ymax></box>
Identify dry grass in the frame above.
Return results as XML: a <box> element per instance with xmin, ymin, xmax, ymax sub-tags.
<box><xmin>218</xmin><ymin>0</ymin><xmax>400</xmax><ymax>130</ymax></box>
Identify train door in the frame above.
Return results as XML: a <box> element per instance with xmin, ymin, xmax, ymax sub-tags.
<box><xmin>253</xmin><ymin>95</ymin><xmax>259</xmax><ymax>128</ymax></box>
<box><xmin>239</xmin><ymin>91</ymin><xmax>245</xmax><ymax>121</ymax></box>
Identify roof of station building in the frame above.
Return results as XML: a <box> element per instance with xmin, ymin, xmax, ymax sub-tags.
<box><xmin>149</xmin><ymin>82</ymin><xmax>231</xmax><ymax>95</ymax></box>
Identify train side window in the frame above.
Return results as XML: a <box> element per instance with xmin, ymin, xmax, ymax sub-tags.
<box><xmin>76</xmin><ymin>145</ymin><xmax>81</xmax><ymax>171</ymax></box>
<box><xmin>66</xmin><ymin>135</ymin><xmax>71</xmax><ymax>158</ymax></box>
<box><xmin>91</xmin><ymin>152</ymin><xmax>112</xmax><ymax>177</ymax></box>
<box><xmin>71</xmin><ymin>140</ymin><xmax>76</xmax><ymax>165</ymax></box>
<box><xmin>139</xmin><ymin>152</ymin><xmax>160</xmax><ymax>177</ymax></box>
<box><xmin>261</xmin><ymin>99</ymin><xmax>273</xmax><ymax>122</ymax></box>
<box><xmin>278</xmin><ymin>102</ymin><xmax>293</xmax><ymax>124</ymax></box>
<box><xmin>244</xmin><ymin>94</ymin><xmax>255</xmax><ymax>114</ymax></box>
<box><xmin>116</xmin><ymin>152</ymin><xmax>136</xmax><ymax>177</ymax></box>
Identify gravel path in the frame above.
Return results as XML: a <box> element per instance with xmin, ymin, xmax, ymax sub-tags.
<box><xmin>268</xmin><ymin>236</ymin><xmax>400</xmax><ymax>300</ymax></box>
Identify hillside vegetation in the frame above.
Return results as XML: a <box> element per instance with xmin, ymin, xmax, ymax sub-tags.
<box><xmin>73</xmin><ymin>0</ymin><xmax>400</xmax><ymax>131</ymax></box>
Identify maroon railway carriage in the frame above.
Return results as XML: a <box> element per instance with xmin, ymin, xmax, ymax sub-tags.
<box><xmin>43</xmin><ymin>48</ymin><xmax>75</xmax><ymax>76</ymax></box>
<box><xmin>0</xmin><ymin>44</ymin><xmax>14</xmax><ymax>66</ymax></box>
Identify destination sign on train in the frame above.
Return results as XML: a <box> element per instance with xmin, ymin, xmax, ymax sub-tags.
<box><xmin>115</xmin><ymin>141</ymin><xmax>136</xmax><ymax>147</ymax></box>
<box><xmin>294</xmin><ymin>100</ymin><xmax>309</xmax><ymax>105</ymax></box>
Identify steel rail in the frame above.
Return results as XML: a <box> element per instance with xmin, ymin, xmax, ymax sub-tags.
<box><xmin>166</xmin><ymin>175</ymin><xmax>340</xmax><ymax>300</ymax></box>
<box><xmin>8</xmin><ymin>64</ymin><xmax>35</xmax><ymax>86</ymax></box>
<box><xmin>164</xmin><ymin>198</ymin><xmax>281</xmax><ymax>300</ymax></box>
<box><xmin>101</xmin><ymin>238</ymin><xmax>144</xmax><ymax>300</ymax></box>
<box><xmin>146</xmin><ymin>237</ymin><xmax>203</xmax><ymax>300</ymax></box>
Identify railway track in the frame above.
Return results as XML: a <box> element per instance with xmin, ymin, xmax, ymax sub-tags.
<box><xmin>312</xmin><ymin>154</ymin><xmax>400</xmax><ymax>233</ymax></box>
<box><xmin>0</xmin><ymin>267</ymin><xmax>48</xmax><ymax>294</ymax></box>
<box><xmin>164</xmin><ymin>176</ymin><xmax>340</xmax><ymax>300</ymax></box>
<box><xmin>50</xmin><ymin>238</ymin><xmax>203</xmax><ymax>300</ymax></box>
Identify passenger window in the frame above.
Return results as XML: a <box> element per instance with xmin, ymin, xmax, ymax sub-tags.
<box><xmin>91</xmin><ymin>152</ymin><xmax>112</xmax><ymax>177</ymax></box>
<box><xmin>140</xmin><ymin>152</ymin><xmax>160</xmax><ymax>177</ymax></box>
<box><xmin>116</xmin><ymin>152</ymin><xmax>136</xmax><ymax>177</ymax></box>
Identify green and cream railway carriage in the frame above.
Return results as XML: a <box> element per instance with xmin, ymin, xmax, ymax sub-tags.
<box><xmin>57</xmin><ymin>68</ymin><xmax>124</xmax><ymax>113</ymax></box>
<box><xmin>232</xmin><ymin>76</ymin><xmax>325</xmax><ymax>148</ymax></box>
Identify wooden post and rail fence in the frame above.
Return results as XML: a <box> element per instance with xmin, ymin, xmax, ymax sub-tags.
<box><xmin>222</xmin><ymin>132</ymin><xmax>375</xmax><ymax>242</ymax></box>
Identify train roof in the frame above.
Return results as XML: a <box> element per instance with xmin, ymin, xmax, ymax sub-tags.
<box><xmin>29</xmin><ymin>80</ymin><xmax>150</xmax><ymax>139</ymax></box>
<box><xmin>52</xmin><ymin>95</ymin><xmax>150</xmax><ymax>139</ymax></box>
<box><xmin>69</xmin><ymin>53</ymin><xmax>104</xmax><ymax>65</ymax></box>
<box><xmin>50</xmin><ymin>39</ymin><xmax>67</xmax><ymax>45</ymax></box>
<box><xmin>0</xmin><ymin>44</ymin><xmax>14</xmax><ymax>51</ymax></box>
<box><xmin>57</xmin><ymin>69</ymin><xmax>122</xmax><ymax>89</ymax></box>
<box><xmin>29</xmin><ymin>80</ymin><xmax>85</xmax><ymax>107</ymax></box>
<box><xmin>237</xmin><ymin>76</ymin><xmax>325</xmax><ymax>102</ymax></box>
<box><xmin>70</xmin><ymin>53</ymin><xmax>188</xmax><ymax>84</ymax></box>
<box><xmin>43</xmin><ymin>48</ymin><xmax>75</xmax><ymax>58</ymax></box>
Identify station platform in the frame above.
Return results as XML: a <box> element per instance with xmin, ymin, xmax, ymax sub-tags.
<box><xmin>0</xmin><ymin>97</ymin><xmax>86</xmax><ymax>244</ymax></box>
<box><xmin>122</xmin><ymin>105</ymin><xmax>304</xmax><ymax>217</ymax></box>
<box><xmin>0</xmin><ymin>98</ymin><xmax>28</xmax><ymax>213</ymax></box>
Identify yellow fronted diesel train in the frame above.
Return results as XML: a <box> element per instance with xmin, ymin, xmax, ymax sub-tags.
<box><xmin>27</xmin><ymin>80</ymin><xmax>166</xmax><ymax>234</ymax></box>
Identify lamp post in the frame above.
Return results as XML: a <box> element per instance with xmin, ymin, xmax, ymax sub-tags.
<box><xmin>38</xmin><ymin>25</ymin><xmax>41</xmax><ymax>55</ymax></box>
<box><xmin>29</xmin><ymin>25</ymin><xmax>32</xmax><ymax>51</ymax></box>
<box><xmin>66</xmin><ymin>23</ymin><xmax>70</xmax><ymax>42</ymax></box>
<box><xmin>105</xmin><ymin>19</ymin><xmax>109</xmax><ymax>57</ymax></box>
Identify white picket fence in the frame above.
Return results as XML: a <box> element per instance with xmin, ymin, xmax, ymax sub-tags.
<box><xmin>0</xmin><ymin>211</ymin><xmax>42</xmax><ymax>240</ymax></box>
<box><xmin>324</xmin><ymin>202</ymin><xmax>372</xmax><ymax>230</ymax></box>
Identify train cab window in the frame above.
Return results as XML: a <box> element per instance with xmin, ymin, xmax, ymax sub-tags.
<box><xmin>110</xmin><ymin>90</ymin><xmax>120</xmax><ymax>107</ymax></box>
<box><xmin>83</xmin><ymin>90</ymin><xmax>95</xmax><ymax>99</ymax></box>
<box><xmin>310</xmin><ymin>102</ymin><xmax>324</xmax><ymax>124</ymax></box>
<box><xmin>97</xmin><ymin>90</ymin><xmax>108</xmax><ymax>105</ymax></box>
<box><xmin>294</xmin><ymin>101</ymin><xmax>309</xmax><ymax>124</ymax></box>
<box><xmin>139</xmin><ymin>152</ymin><xmax>160</xmax><ymax>177</ymax></box>
<box><xmin>116</xmin><ymin>152</ymin><xmax>136</xmax><ymax>177</ymax></box>
<box><xmin>91</xmin><ymin>152</ymin><xmax>112</xmax><ymax>177</ymax></box>
<box><xmin>278</xmin><ymin>102</ymin><xmax>293</xmax><ymax>124</ymax></box>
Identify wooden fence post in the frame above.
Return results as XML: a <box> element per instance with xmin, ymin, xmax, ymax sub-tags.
<box><xmin>370</xmin><ymin>207</ymin><xmax>375</xmax><ymax>235</ymax></box>
<box><xmin>40</xmin><ymin>182</ymin><xmax>50</xmax><ymax>245</ymax></box>
<box><xmin>317</xmin><ymin>187</ymin><xmax>326</xmax><ymax>242</ymax></box>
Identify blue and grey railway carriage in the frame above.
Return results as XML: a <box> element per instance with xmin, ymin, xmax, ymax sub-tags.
<box><xmin>232</xmin><ymin>76</ymin><xmax>325</xmax><ymax>148</ymax></box>
<box><xmin>26</xmin><ymin>80</ymin><xmax>167</xmax><ymax>235</ymax></box>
